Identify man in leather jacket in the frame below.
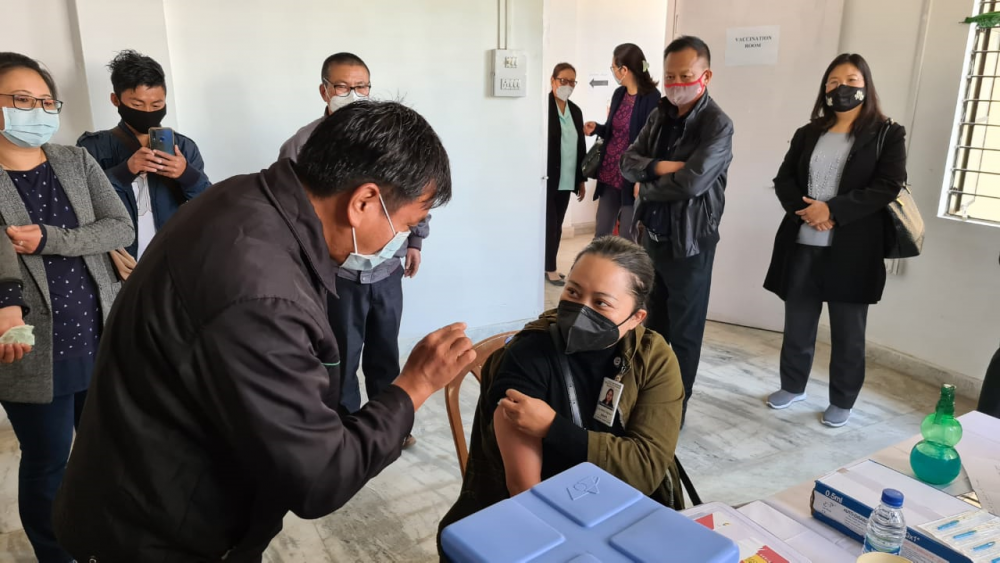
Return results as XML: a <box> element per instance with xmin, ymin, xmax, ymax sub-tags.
<box><xmin>621</xmin><ymin>36</ymin><xmax>734</xmax><ymax>422</ymax></box>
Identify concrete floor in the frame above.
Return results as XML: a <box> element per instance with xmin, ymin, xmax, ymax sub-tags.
<box><xmin>0</xmin><ymin>234</ymin><xmax>975</xmax><ymax>562</ymax></box>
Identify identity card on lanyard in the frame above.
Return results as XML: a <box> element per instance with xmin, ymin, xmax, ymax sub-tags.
<box><xmin>593</xmin><ymin>377</ymin><xmax>624</xmax><ymax>427</ymax></box>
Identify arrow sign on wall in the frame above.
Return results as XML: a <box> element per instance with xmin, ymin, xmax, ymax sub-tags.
<box><xmin>589</xmin><ymin>78</ymin><xmax>609</xmax><ymax>88</ymax></box>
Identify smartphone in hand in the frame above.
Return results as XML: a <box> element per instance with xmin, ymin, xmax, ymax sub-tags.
<box><xmin>148</xmin><ymin>127</ymin><xmax>175</xmax><ymax>155</ymax></box>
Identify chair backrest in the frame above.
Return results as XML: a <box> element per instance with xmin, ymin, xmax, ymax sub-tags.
<box><xmin>446</xmin><ymin>331</ymin><xmax>517</xmax><ymax>477</ymax></box>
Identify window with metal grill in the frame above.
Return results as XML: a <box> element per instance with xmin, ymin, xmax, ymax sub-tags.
<box><xmin>945</xmin><ymin>0</ymin><xmax>1000</xmax><ymax>225</ymax></box>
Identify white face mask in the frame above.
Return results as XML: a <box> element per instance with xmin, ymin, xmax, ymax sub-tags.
<box><xmin>340</xmin><ymin>195</ymin><xmax>411</xmax><ymax>271</ymax></box>
<box><xmin>327</xmin><ymin>89</ymin><xmax>369</xmax><ymax>114</ymax></box>
<box><xmin>555</xmin><ymin>85</ymin><xmax>574</xmax><ymax>101</ymax></box>
<box><xmin>663</xmin><ymin>73</ymin><xmax>707</xmax><ymax>107</ymax></box>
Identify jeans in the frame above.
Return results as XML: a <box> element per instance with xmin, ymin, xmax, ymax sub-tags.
<box><xmin>327</xmin><ymin>267</ymin><xmax>404</xmax><ymax>413</ymax></box>
<box><xmin>1</xmin><ymin>388</ymin><xmax>88</xmax><ymax>563</ymax></box>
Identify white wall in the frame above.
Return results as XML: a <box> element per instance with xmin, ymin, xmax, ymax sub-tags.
<box><xmin>163</xmin><ymin>0</ymin><xmax>546</xmax><ymax>340</ymax></box>
<box><xmin>73</xmin><ymin>0</ymin><xmax>179</xmax><ymax>132</ymax></box>
<box><xmin>543</xmin><ymin>0</ymin><xmax>669</xmax><ymax>233</ymax></box>
<box><xmin>839</xmin><ymin>0</ymin><xmax>1000</xmax><ymax>383</ymax></box>
<box><xmin>2</xmin><ymin>0</ymin><xmax>92</xmax><ymax>145</ymax></box>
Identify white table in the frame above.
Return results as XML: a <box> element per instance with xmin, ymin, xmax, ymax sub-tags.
<box><xmin>744</xmin><ymin>411</ymin><xmax>1000</xmax><ymax>562</ymax></box>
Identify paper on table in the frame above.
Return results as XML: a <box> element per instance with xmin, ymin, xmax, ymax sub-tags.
<box><xmin>963</xmin><ymin>456</ymin><xmax>1000</xmax><ymax>517</ymax></box>
<box><xmin>0</xmin><ymin>325</ymin><xmax>34</xmax><ymax>346</ymax></box>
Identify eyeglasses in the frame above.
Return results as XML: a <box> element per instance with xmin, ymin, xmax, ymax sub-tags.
<box><xmin>323</xmin><ymin>80</ymin><xmax>372</xmax><ymax>98</ymax></box>
<box><xmin>555</xmin><ymin>78</ymin><xmax>578</xmax><ymax>87</ymax></box>
<box><xmin>1</xmin><ymin>94</ymin><xmax>63</xmax><ymax>114</ymax></box>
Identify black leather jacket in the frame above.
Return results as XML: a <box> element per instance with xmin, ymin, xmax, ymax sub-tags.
<box><xmin>621</xmin><ymin>93</ymin><xmax>734</xmax><ymax>260</ymax></box>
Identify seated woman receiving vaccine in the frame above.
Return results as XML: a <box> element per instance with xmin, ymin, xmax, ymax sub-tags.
<box><xmin>439</xmin><ymin>237</ymin><xmax>686</xmax><ymax>544</ymax></box>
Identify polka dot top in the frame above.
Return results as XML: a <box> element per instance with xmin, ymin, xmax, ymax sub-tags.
<box><xmin>5</xmin><ymin>162</ymin><xmax>101</xmax><ymax>359</ymax></box>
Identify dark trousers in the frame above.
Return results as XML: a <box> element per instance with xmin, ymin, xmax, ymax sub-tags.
<box><xmin>644</xmin><ymin>239</ymin><xmax>717</xmax><ymax>414</ymax></box>
<box><xmin>1</xmin><ymin>390</ymin><xmax>87</xmax><ymax>563</ymax></box>
<box><xmin>978</xmin><ymin>346</ymin><xmax>1000</xmax><ymax>418</ymax></box>
<box><xmin>545</xmin><ymin>189</ymin><xmax>572</xmax><ymax>272</ymax></box>
<box><xmin>779</xmin><ymin>245</ymin><xmax>869</xmax><ymax>409</ymax></box>
<box><xmin>595</xmin><ymin>184</ymin><xmax>635</xmax><ymax>241</ymax></box>
<box><xmin>328</xmin><ymin>266</ymin><xmax>404</xmax><ymax>413</ymax></box>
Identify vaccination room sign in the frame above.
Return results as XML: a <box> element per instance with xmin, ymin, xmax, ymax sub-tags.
<box><xmin>726</xmin><ymin>25</ymin><xmax>780</xmax><ymax>66</ymax></box>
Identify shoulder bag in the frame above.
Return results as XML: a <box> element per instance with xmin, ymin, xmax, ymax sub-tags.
<box><xmin>580</xmin><ymin>138</ymin><xmax>605</xmax><ymax>180</ymax></box>
<box><xmin>878</xmin><ymin>119</ymin><xmax>924</xmax><ymax>259</ymax></box>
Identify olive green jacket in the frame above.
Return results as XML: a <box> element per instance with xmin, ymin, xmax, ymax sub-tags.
<box><xmin>439</xmin><ymin>311</ymin><xmax>686</xmax><ymax>540</ymax></box>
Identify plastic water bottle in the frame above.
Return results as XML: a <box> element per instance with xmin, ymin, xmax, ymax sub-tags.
<box><xmin>862</xmin><ymin>489</ymin><xmax>907</xmax><ymax>555</ymax></box>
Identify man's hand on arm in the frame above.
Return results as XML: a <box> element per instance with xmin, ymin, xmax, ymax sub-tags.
<box><xmin>393</xmin><ymin>323</ymin><xmax>476</xmax><ymax>410</ymax></box>
<box><xmin>654</xmin><ymin>161</ymin><xmax>685</xmax><ymax>177</ymax></box>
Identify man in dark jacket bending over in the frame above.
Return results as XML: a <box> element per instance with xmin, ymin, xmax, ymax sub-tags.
<box><xmin>53</xmin><ymin>101</ymin><xmax>475</xmax><ymax>562</ymax></box>
<box><xmin>621</xmin><ymin>36</ymin><xmax>734</xmax><ymax>423</ymax></box>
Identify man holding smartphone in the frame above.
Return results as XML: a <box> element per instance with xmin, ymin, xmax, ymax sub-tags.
<box><xmin>280</xmin><ymin>53</ymin><xmax>430</xmax><ymax>449</ymax></box>
<box><xmin>78</xmin><ymin>49</ymin><xmax>211</xmax><ymax>275</ymax></box>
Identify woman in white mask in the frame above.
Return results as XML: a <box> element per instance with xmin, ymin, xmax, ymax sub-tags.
<box><xmin>0</xmin><ymin>52</ymin><xmax>132</xmax><ymax>563</ymax></box>
<box><xmin>544</xmin><ymin>63</ymin><xmax>587</xmax><ymax>286</ymax></box>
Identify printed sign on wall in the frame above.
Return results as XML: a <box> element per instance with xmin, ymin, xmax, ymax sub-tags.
<box><xmin>725</xmin><ymin>26</ymin><xmax>780</xmax><ymax>67</ymax></box>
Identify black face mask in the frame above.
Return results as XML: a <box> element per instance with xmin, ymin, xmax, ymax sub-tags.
<box><xmin>117</xmin><ymin>104</ymin><xmax>167</xmax><ymax>133</ymax></box>
<box><xmin>556</xmin><ymin>301</ymin><xmax>632</xmax><ymax>354</ymax></box>
<box><xmin>825</xmin><ymin>84</ymin><xmax>865</xmax><ymax>113</ymax></box>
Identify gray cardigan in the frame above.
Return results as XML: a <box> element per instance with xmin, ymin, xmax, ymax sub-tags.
<box><xmin>0</xmin><ymin>144</ymin><xmax>134</xmax><ymax>403</ymax></box>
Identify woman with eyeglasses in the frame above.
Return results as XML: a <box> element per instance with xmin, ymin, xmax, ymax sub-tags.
<box><xmin>584</xmin><ymin>44</ymin><xmax>662</xmax><ymax>241</ymax></box>
<box><xmin>0</xmin><ymin>52</ymin><xmax>133</xmax><ymax>563</ymax></box>
<box><xmin>544</xmin><ymin>63</ymin><xmax>587</xmax><ymax>286</ymax></box>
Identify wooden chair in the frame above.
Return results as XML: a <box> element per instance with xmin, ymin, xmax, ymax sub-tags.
<box><xmin>445</xmin><ymin>331</ymin><xmax>517</xmax><ymax>476</ymax></box>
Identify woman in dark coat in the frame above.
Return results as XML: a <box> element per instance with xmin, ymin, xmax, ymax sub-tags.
<box><xmin>763</xmin><ymin>53</ymin><xmax>906</xmax><ymax>428</ymax></box>
<box><xmin>544</xmin><ymin>62</ymin><xmax>587</xmax><ymax>286</ymax></box>
<box><xmin>584</xmin><ymin>43</ymin><xmax>661</xmax><ymax>242</ymax></box>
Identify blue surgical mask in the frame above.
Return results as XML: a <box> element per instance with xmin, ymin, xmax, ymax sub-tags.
<box><xmin>1</xmin><ymin>107</ymin><xmax>59</xmax><ymax>148</ymax></box>
<box><xmin>340</xmin><ymin>196</ymin><xmax>410</xmax><ymax>271</ymax></box>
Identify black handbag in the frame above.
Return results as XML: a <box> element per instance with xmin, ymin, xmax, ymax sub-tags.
<box><xmin>581</xmin><ymin>137</ymin><xmax>605</xmax><ymax>179</ymax></box>
<box><xmin>877</xmin><ymin>120</ymin><xmax>924</xmax><ymax>259</ymax></box>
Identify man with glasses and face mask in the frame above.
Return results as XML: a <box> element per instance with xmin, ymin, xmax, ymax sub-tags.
<box><xmin>279</xmin><ymin>53</ymin><xmax>430</xmax><ymax>448</ymax></box>
<box><xmin>621</xmin><ymin>36</ymin><xmax>734</xmax><ymax>425</ymax></box>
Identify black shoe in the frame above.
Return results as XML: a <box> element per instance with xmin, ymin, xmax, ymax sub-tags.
<box><xmin>545</xmin><ymin>274</ymin><xmax>566</xmax><ymax>287</ymax></box>
<box><xmin>403</xmin><ymin>434</ymin><xmax>417</xmax><ymax>449</ymax></box>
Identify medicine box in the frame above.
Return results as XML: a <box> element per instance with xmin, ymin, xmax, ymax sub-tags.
<box><xmin>812</xmin><ymin>460</ymin><xmax>976</xmax><ymax>563</ymax></box>
<box><xmin>441</xmin><ymin>462</ymin><xmax>739</xmax><ymax>562</ymax></box>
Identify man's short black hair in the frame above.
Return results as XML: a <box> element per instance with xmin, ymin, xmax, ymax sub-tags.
<box><xmin>664</xmin><ymin>36</ymin><xmax>712</xmax><ymax>67</ymax></box>
<box><xmin>296</xmin><ymin>101</ymin><xmax>451</xmax><ymax>212</ymax></box>
<box><xmin>321</xmin><ymin>52</ymin><xmax>370</xmax><ymax>81</ymax></box>
<box><xmin>108</xmin><ymin>50</ymin><xmax>166</xmax><ymax>97</ymax></box>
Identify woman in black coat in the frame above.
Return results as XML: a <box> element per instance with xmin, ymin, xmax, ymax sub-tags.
<box><xmin>545</xmin><ymin>63</ymin><xmax>587</xmax><ymax>286</ymax></box>
<box><xmin>763</xmin><ymin>53</ymin><xmax>906</xmax><ymax>428</ymax></box>
<box><xmin>584</xmin><ymin>44</ymin><xmax>661</xmax><ymax>242</ymax></box>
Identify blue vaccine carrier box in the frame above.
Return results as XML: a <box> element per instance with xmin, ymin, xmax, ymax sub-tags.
<box><xmin>441</xmin><ymin>462</ymin><xmax>740</xmax><ymax>562</ymax></box>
